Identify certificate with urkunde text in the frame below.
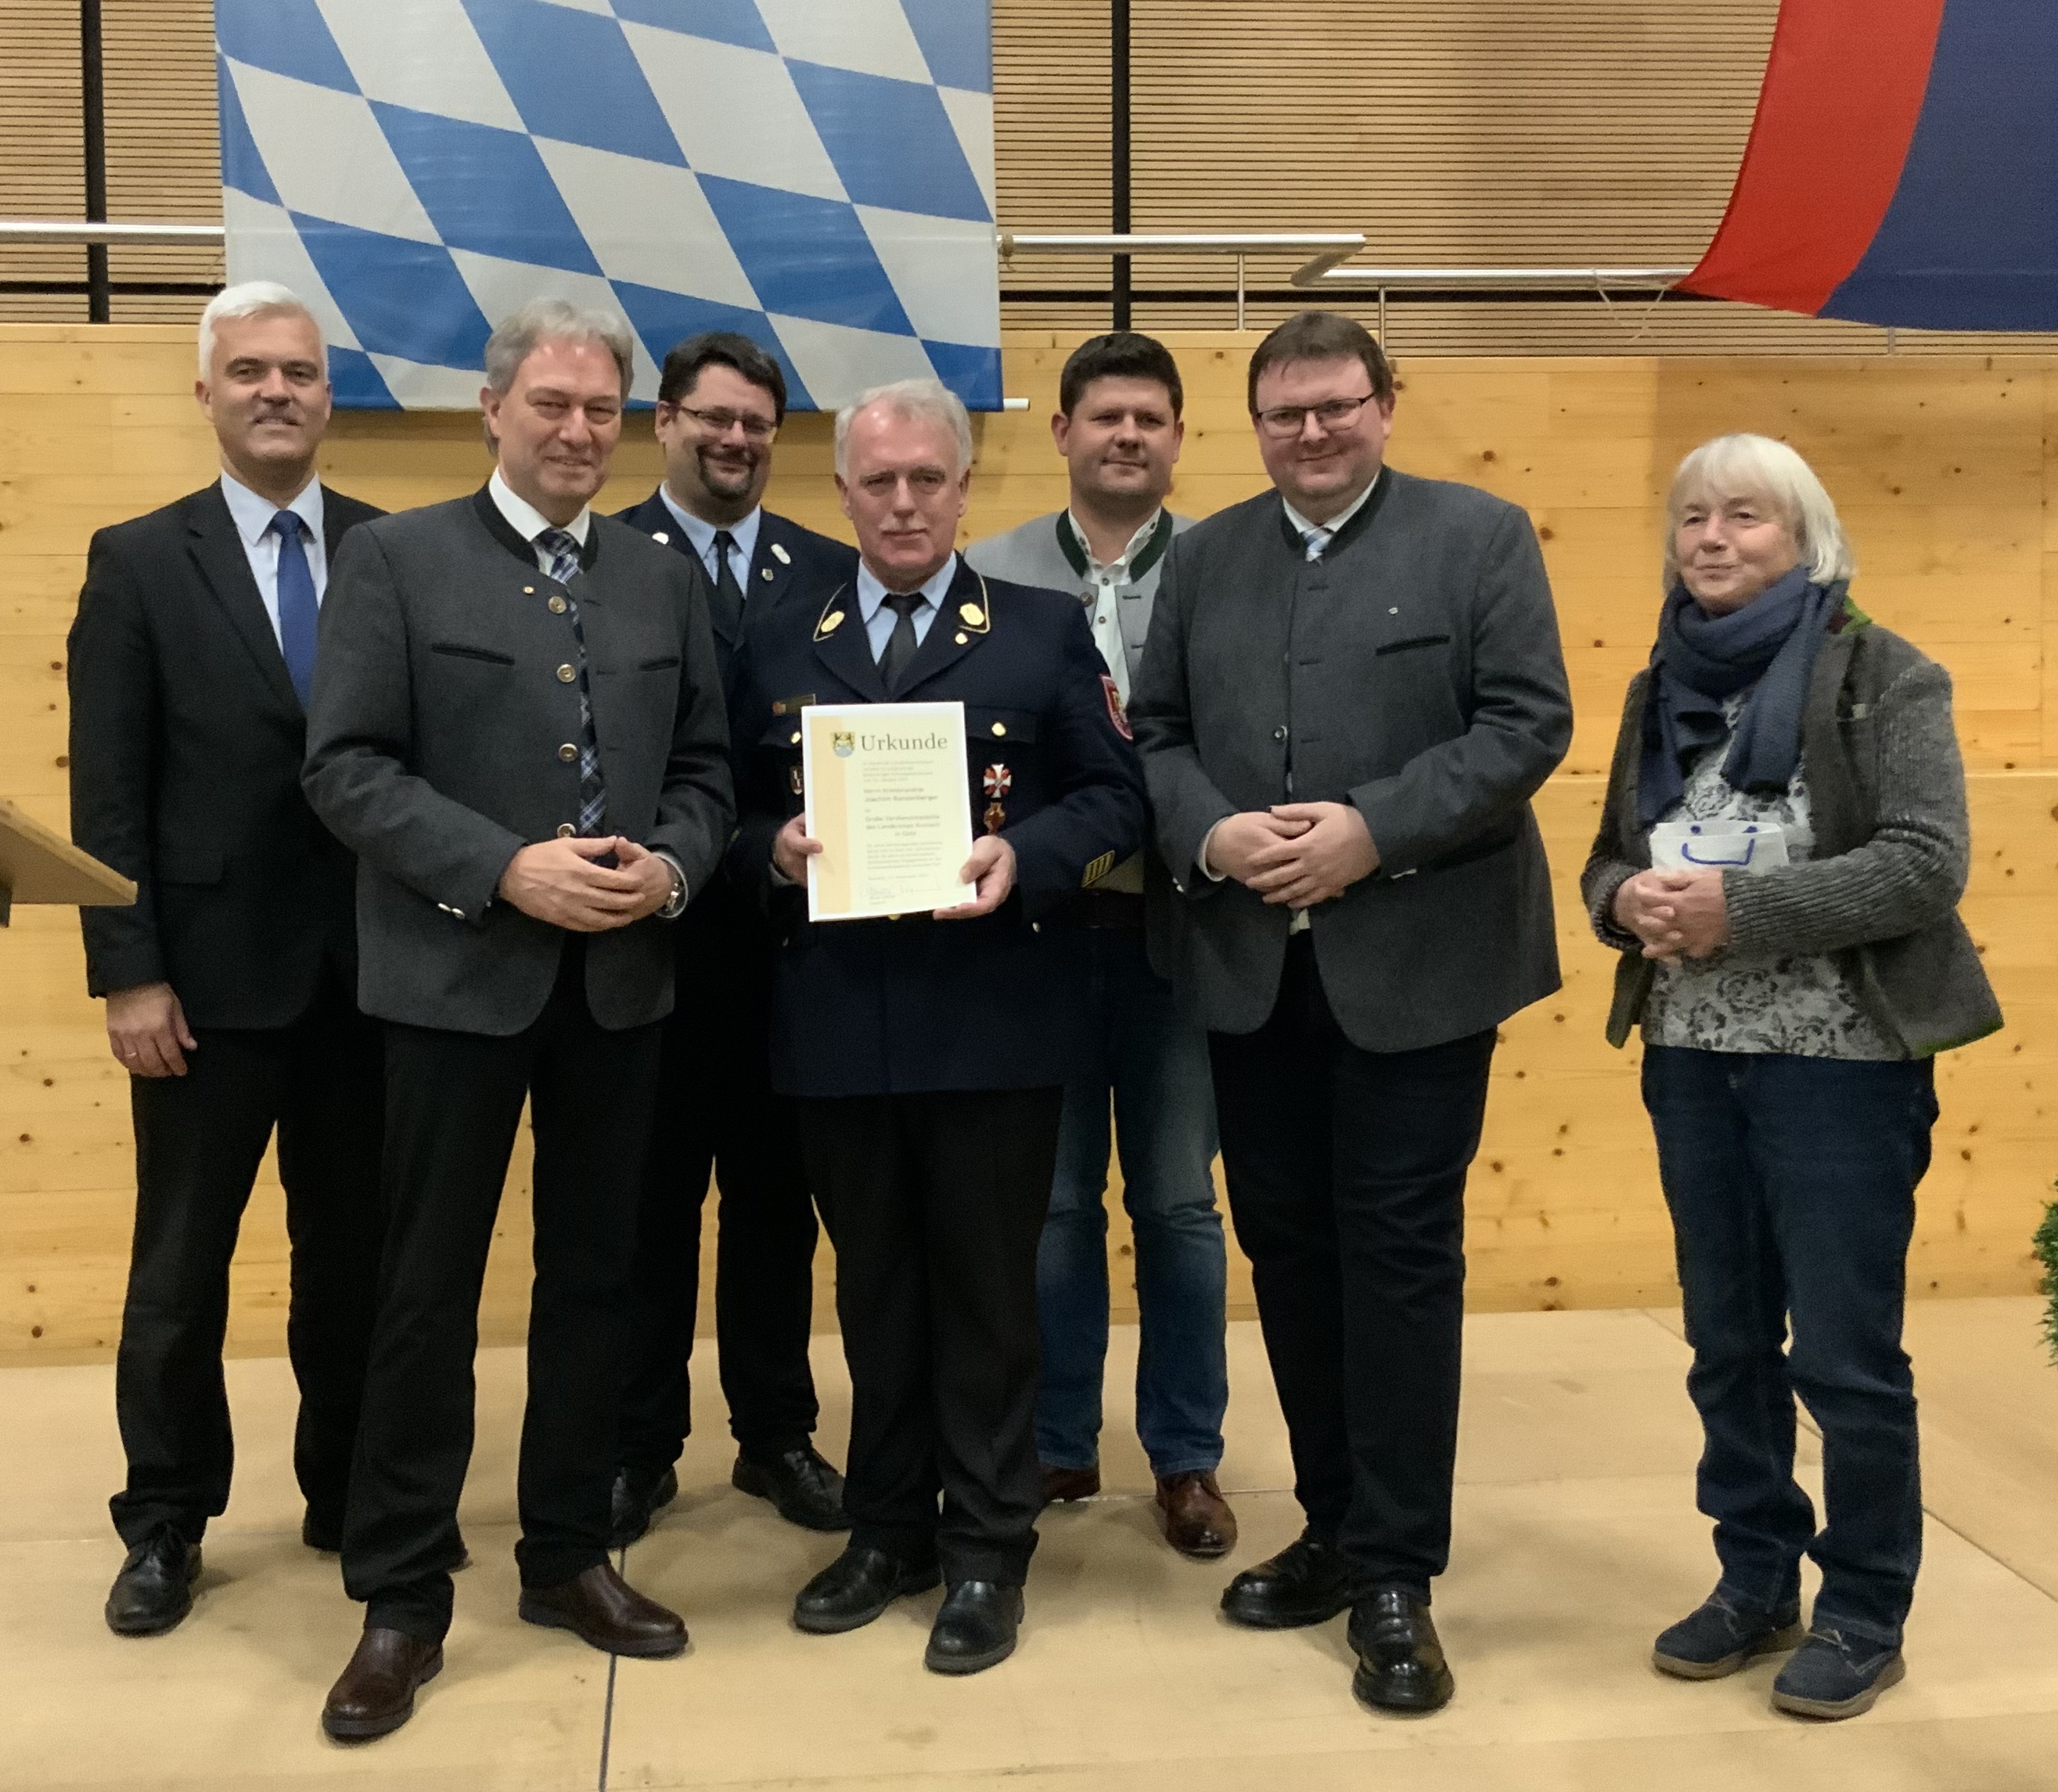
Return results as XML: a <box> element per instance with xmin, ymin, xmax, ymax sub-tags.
<box><xmin>802</xmin><ymin>702</ymin><xmax>973</xmax><ymax>922</ymax></box>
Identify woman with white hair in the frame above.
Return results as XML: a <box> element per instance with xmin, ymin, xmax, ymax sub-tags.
<box><xmin>1582</xmin><ymin>433</ymin><xmax>2000</xmax><ymax>1721</ymax></box>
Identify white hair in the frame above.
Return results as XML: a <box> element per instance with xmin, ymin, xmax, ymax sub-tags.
<box><xmin>833</xmin><ymin>377</ymin><xmax>973</xmax><ymax>477</ymax></box>
<box><xmin>197</xmin><ymin>280</ymin><xmax>325</xmax><ymax>380</ymax></box>
<box><xmin>484</xmin><ymin>297</ymin><xmax>636</xmax><ymax>399</ymax></box>
<box><xmin>1664</xmin><ymin>433</ymin><xmax>1855</xmax><ymax>588</ymax></box>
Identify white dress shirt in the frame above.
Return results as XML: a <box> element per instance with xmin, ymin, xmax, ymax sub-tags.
<box><xmin>1069</xmin><ymin>508</ymin><xmax>1162</xmax><ymax>704</ymax></box>
<box><xmin>218</xmin><ymin>470</ymin><xmax>326</xmax><ymax>648</ymax></box>
<box><xmin>657</xmin><ymin>487</ymin><xmax>760</xmax><ymax>592</ymax></box>
<box><xmin>489</xmin><ymin>467</ymin><xmax>592</xmax><ymax>567</ymax></box>
<box><xmin>1199</xmin><ymin>472</ymin><xmax>1385</xmax><ymax>931</ymax></box>
<box><xmin>1280</xmin><ymin>468</ymin><xmax>1380</xmax><ymax>561</ymax></box>
<box><xmin>857</xmin><ymin>553</ymin><xmax>958</xmax><ymax>662</ymax></box>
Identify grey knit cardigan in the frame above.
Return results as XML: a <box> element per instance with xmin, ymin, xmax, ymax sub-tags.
<box><xmin>1581</xmin><ymin>594</ymin><xmax>2002</xmax><ymax>1056</ymax></box>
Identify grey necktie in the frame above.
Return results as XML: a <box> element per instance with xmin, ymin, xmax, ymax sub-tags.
<box><xmin>880</xmin><ymin>592</ymin><xmax>924</xmax><ymax>692</ymax></box>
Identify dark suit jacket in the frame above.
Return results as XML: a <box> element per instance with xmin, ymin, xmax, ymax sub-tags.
<box><xmin>1131</xmin><ymin>470</ymin><xmax>1574</xmax><ymax>1053</ymax></box>
<box><xmin>611</xmin><ymin>492</ymin><xmax>857</xmax><ymax>686</ymax></box>
<box><xmin>302</xmin><ymin>488</ymin><xmax>734</xmax><ymax>1037</ymax></box>
<box><xmin>728</xmin><ymin>556</ymin><xmax>1146</xmax><ymax>1097</ymax></box>
<box><xmin>67</xmin><ymin>481</ymin><xmax>383</xmax><ymax>1028</ymax></box>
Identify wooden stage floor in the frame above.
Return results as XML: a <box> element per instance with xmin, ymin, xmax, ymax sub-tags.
<box><xmin>4</xmin><ymin>1302</ymin><xmax>2056</xmax><ymax>1791</ymax></box>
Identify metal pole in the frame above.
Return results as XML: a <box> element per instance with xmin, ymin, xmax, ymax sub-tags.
<box><xmin>1378</xmin><ymin>286</ymin><xmax>1387</xmax><ymax>345</ymax></box>
<box><xmin>1110</xmin><ymin>0</ymin><xmax>1131</xmax><ymax>330</ymax></box>
<box><xmin>1236</xmin><ymin>254</ymin><xmax>1245</xmax><ymax>330</ymax></box>
<box><xmin>80</xmin><ymin>0</ymin><xmax>109</xmax><ymax>322</ymax></box>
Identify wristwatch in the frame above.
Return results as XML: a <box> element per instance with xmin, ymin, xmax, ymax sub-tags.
<box><xmin>657</xmin><ymin>853</ymin><xmax>689</xmax><ymax>920</ymax></box>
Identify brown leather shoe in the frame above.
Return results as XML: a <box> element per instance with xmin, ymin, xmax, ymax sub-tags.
<box><xmin>1156</xmin><ymin>1471</ymin><xmax>1237</xmax><ymax>1560</ymax></box>
<box><xmin>517</xmin><ymin>1561</ymin><xmax>686</xmax><ymax>1658</ymax></box>
<box><xmin>322</xmin><ymin>1627</ymin><xmax>443</xmax><ymax>1743</ymax></box>
<box><xmin>1042</xmin><ymin>1463</ymin><xmax>1101</xmax><ymax>1506</ymax></box>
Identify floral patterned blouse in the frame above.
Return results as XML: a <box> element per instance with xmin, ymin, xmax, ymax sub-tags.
<box><xmin>1641</xmin><ymin>693</ymin><xmax>1904</xmax><ymax>1060</ymax></box>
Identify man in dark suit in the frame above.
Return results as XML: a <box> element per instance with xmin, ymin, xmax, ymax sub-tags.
<box><xmin>1131</xmin><ymin>311</ymin><xmax>1572</xmax><ymax>1714</ymax></box>
<box><xmin>728</xmin><ymin>379</ymin><xmax>1144</xmax><ymax>1675</ymax></box>
<box><xmin>610</xmin><ymin>332</ymin><xmax>857</xmax><ymax>1544</ymax></box>
<box><xmin>302</xmin><ymin>299</ymin><xmax>732</xmax><ymax>1742</ymax></box>
<box><xmin>67</xmin><ymin>282</ymin><xmax>385</xmax><ymax>1639</ymax></box>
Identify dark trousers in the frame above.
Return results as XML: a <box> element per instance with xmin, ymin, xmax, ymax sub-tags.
<box><xmin>111</xmin><ymin>967</ymin><xmax>383</xmax><ymax>1547</ymax></box>
<box><xmin>798</xmin><ymin>1088</ymin><xmax>1062</xmax><ymax>1585</ymax></box>
<box><xmin>1642</xmin><ymin>1045</ymin><xmax>1935</xmax><ymax>1646</ymax></box>
<box><xmin>341</xmin><ymin>945</ymin><xmax>662</xmax><ymax>1642</ymax></box>
<box><xmin>620</xmin><ymin>900</ymin><xmax>820</xmax><ymax>1470</ymax></box>
<box><xmin>1208</xmin><ymin>937</ymin><xmax>1495</xmax><ymax>1599</ymax></box>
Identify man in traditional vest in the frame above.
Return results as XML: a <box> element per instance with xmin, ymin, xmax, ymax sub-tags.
<box><xmin>967</xmin><ymin>333</ymin><xmax>1234</xmax><ymax>1560</ymax></box>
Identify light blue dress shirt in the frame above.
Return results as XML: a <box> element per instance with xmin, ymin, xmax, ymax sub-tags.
<box><xmin>657</xmin><ymin>488</ymin><xmax>760</xmax><ymax>592</ymax></box>
<box><xmin>218</xmin><ymin>471</ymin><xmax>326</xmax><ymax>647</ymax></box>
<box><xmin>856</xmin><ymin>554</ymin><xmax>957</xmax><ymax>663</ymax></box>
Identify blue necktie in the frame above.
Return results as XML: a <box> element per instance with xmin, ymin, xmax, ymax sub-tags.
<box><xmin>537</xmin><ymin>527</ymin><xmax>608</xmax><ymax>837</ymax></box>
<box><xmin>270</xmin><ymin>510</ymin><xmax>319</xmax><ymax>704</ymax></box>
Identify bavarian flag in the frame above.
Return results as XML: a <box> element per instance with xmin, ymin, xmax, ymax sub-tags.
<box><xmin>1682</xmin><ymin>0</ymin><xmax>2058</xmax><ymax>329</ymax></box>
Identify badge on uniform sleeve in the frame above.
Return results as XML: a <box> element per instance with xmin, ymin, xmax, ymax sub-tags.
<box><xmin>1100</xmin><ymin>673</ymin><xmax>1133</xmax><ymax>740</ymax></box>
<box><xmin>982</xmin><ymin>762</ymin><xmax>1011</xmax><ymax>834</ymax></box>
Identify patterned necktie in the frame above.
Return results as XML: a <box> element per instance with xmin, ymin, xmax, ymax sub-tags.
<box><xmin>879</xmin><ymin>592</ymin><xmax>924</xmax><ymax>693</ymax></box>
<box><xmin>537</xmin><ymin>527</ymin><xmax>607</xmax><ymax>836</ymax></box>
<box><xmin>1301</xmin><ymin>527</ymin><xmax>1327</xmax><ymax>563</ymax></box>
<box><xmin>708</xmin><ymin>529</ymin><xmax>745</xmax><ymax>635</ymax></box>
<box><xmin>269</xmin><ymin>510</ymin><xmax>319</xmax><ymax>705</ymax></box>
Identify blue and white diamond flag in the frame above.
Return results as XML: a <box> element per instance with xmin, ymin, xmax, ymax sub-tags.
<box><xmin>214</xmin><ymin>0</ymin><xmax>1001</xmax><ymax>412</ymax></box>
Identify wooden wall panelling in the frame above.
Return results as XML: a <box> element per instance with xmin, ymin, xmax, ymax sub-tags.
<box><xmin>1</xmin><ymin>328</ymin><xmax>2054</xmax><ymax>1364</ymax></box>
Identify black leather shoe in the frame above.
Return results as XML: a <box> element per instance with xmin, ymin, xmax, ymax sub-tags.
<box><xmin>1348</xmin><ymin>1590</ymin><xmax>1455</xmax><ymax>1713</ymax></box>
<box><xmin>608</xmin><ymin>1465</ymin><xmax>679</xmax><ymax>1550</ymax></box>
<box><xmin>924</xmin><ymin>1580</ymin><xmax>1024</xmax><ymax>1675</ymax></box>
<box><xmin>1220</xmin><ymin>1531</ymin><xmax>1353</xmax><ymax>1630</ymax></box>
<box><xmin>733</xmin><ymin>1446</ymin><xmax>849</xmax><ymax>1531</ymax></box>
<box><xmin>322</xmin><ymin>1627</ymin><xmax>443</xmax><ymax>1742</ymax></box>
<box><xmin>793</xmin><ymin>1545</ymin><xmax>941</xmax><ymax>1635</ymax></box>
<box><xmin>105</xmin><ymin>1528</ymin><xmax>200</xmax><ymax>1636</ymax></box>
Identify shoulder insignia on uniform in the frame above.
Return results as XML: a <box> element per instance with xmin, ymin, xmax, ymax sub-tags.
<box><xmin>772</xmin><ymin>542</ymin><xmax>792</xmax><ymax>566</ymax></box>
<box><xmin>650</xmin><ymin>530</ymin><xmax>669</xmax><ymax>545</ymax></box>
<box><xmin>1100</xmin><ymin>673</ymin><xmax>1133</xmax><ymax>741</ymax></box>
<box><xmin>770</xmin><ymin>693</ymin><xmax>818</xmax><ymax>717</ymax></box>
<box><xmin>1081</xmin><ymin>851</ymin><xmax>1116</xmax><ymax>888</ymax></box>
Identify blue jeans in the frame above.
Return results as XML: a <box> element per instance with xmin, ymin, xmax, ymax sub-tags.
<box><xmin>1037</xmin><ymin>927</ymin><xmax>1229</xmax><ymax>1477</ymax></box>
<box><xmin>1642</xmin><ymin>1045</ymin><xmax>1937</xmax><ymax>1646</ymax></box>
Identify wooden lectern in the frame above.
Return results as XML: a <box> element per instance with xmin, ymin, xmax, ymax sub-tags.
<box><xmin>0</xmin><ymin>796</ymin><xmax>135</xmax><ymax>926</ymax></box>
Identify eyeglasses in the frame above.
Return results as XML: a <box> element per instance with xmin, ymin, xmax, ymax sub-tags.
<box><xmin>675</xmin><ymin>403</ymin><xmax>779</xmax><ymax>442</ymax></box>
<box><xmin>1253</xmin><ymin>393</ymin><xmax>1378</xmax><ymax>439</ymax></box>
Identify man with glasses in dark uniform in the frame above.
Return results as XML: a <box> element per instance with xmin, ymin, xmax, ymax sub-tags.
<box><xmin>612</xmin><ymin>334</ymin><xmax>857</xmax><ymax>1544</ymax></box>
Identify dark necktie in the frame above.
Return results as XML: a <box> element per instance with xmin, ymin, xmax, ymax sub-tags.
<box><xmin>537</xmin><ymin>527</ymin><xmax>607</xmax><ymax>836</ymax></box>
<box><xmin>708</xmin><ymin>529</ymin><xmax>745</xmax><ymax>635</ymax></box>
<box><xmin>880</xmin><ymin>592</ymin><xmax>924</xmax><ymax>693</ymax></box>
<box><xmin>269</xmin><ymin>510</ymin><xmax>319</xmax><ymax>705</ymax></box>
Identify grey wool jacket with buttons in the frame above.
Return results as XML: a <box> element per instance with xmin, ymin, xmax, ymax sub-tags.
<box><xmin>1581</xmin><ymin>598</ymin><xmax>2002</xmax><ymax>1057</ymax></box>
<box><xmin>1129</xmin><ymin>468</ymin><xmax>1574</xmax><ymax>1053</ymax></box>
<box><xmin>303</xmin><ymin>488</ymin><xmax>734</xmax><ymax>1037</ymax></box>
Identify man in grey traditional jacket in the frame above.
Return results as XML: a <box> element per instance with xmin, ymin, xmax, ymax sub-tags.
<box><xmin>966</xmin><ymin>333</ymin><xmax>1235</xmax><ymax>1560</ymax></box>
<box><xmin>1130</xmin><ymin>310</ymin><xmax>1573</xmax><ymax>1715</ymax></box>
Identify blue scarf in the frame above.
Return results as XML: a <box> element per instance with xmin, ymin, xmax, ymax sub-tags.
<box><xmin>1636</xmin><ymin>567</ymin><xmax>1838</xmax><ymax>828</ymax></box>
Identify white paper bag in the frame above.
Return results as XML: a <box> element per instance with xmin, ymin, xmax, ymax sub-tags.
<box><xmin>1647</xmin><ymin>820</ymin><xmax>1792</xmax><ymax>874</ymax></box>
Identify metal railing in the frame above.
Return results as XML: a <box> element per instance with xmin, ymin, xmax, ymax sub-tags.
<box><xmin>3</xmin><ymin>220</ymin><xmax>1700</xmax><ymax>337</ymax></box>
<box><xmin>998</xmin><ymin>231</ymin><xmax>1693</xmax><ymax>330</ymax></box>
